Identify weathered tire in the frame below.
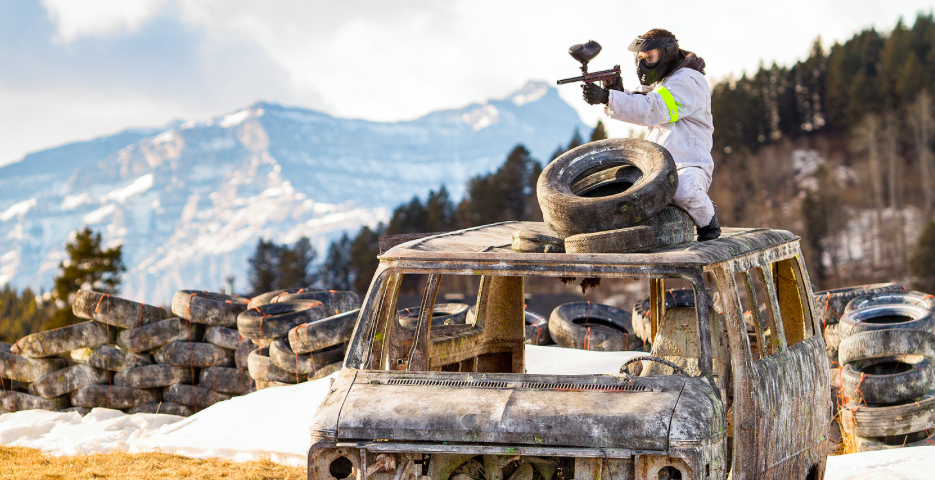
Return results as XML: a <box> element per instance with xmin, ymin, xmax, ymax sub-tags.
<box><xmin>172</xmin><ymin>291</ymin><xmax>248</xmax><ymax>327</ymax></box>
<box><xmin>636</xmin><ymin>205</ymin><xmax>696</xmax><ymax>248</ymax></box>
<box><xmin>814</xmin><ymin>283</ymin><xmax>904</xmax><ymax>326</ymax></box>
<box><xmin>237</xmin><ymin>301</ymin><xmax>328</xmax><ymax>339</ymax></box>
<box><xmin>844</xmin><ymin>289</ymin><xmax>935</xmax><ymax>315</ymax></box>
<box><xmin>838</xmin><ymin>304</ymin><xmax>935</xmax><ymax>339</ymax></box>
<box><xmin>397</xmin><ymin>303</ymin><xmax>469</xmax><ymax>329</ymax></box>
<box><xmin>11</xmin><ymin>321</ymin><xmax>110</xmax><ymax>358</ymax></box>
<box><xmin>62</xmin><ymin>406</ymin><xmax>91</xmax><ymax>416</ymax></box>
<box><xmin>841</xmin><ymin>388</ymin><xmax>935</xmax><ymax>437</ymax></box>
<box><xmin>130</xmin><ymin>402</ymin><xmax>196</xmax><ymax>416</ymax></box>
<box><xmin>256</xmin><ymin>380</ymin><xmax>292</xmax><ymax>390</ymax></box>
<box><xmin>0</xmin><ymin>350</ymin><xmax>68</xmax><ymax>382</ymax></box>
<box><xmin>268</xmin><ymin>339</ymin><xmax>345</xmax><ymax>376</ymax></box>
<box><xmin>0</xmin><ymin>342</ymin><xmax>10</xmax><ymax>354</ymax></box>
<box><xmin>537</xmin><ymin>138</ymin><xmax>678</xmax><ymax>238</ymax></box>
<box><xmin>116</xmin><ymin>318</ymin><xmax>202</xmax><ymax>353</ymax></box>
<box><xmin>631</xmin><ymin>289</ymin><xmax>702</xmax><ymax>343</ymax></box>
<box><xmin>839</xmin><ymin>329</ymin><xmax>935</xmax><ymax>365</ymax></box>
<box><xmin>235</xmin><ymin>339</ymin><xmax>258</xmax><ymax>370</ymax></box>
<box><xmin>288</xmin><ymin>309</ymin><xmax>360</xmax><ymax>354</ymax></box>
<box><xmin>204</xmin><ymin>326</ymin><xmax>242</xmax><ymax>350</ymax></box>
<box><xmin>29</xmin><ymin>365</ymin><xmax>109</xmax><ymax>399</ymax></box>
<box><xmin>1</xmin><ymin>391</ymin><xmax>69</xmax><ymax>412</ymax></box>
<box><xmin>511</xmin><ymin>230</ymin><xmax>565</xmax><ymax>253</ymax></box>
<box><xmin>70</xmin><ymin>385</ymin><xmax>161</xmax><ymax>410</ymax></box>
<box><xmin>247</xmin><ymin>348</ymin><xmax>299</xmax><ymax>384</ymax></box>
<box><xmin>853</xmin><ymin>429</ymin><xmax>935</xmax><ymax>452</ymax></box>
<box><xmin>248</xmin><ymin>288</ymin><xmax>318</xmax><ymax>309</ymax></box>
<box><xmin>524</xmin><ymin>310</ymin><xmax>551</xmax><ymax>345</ymax></box>
<box><xmin>564</xmin><ymin>225</ymin><xmax>655</xmax><ymax>254</ymax></box>
<box><xmin>841</xmin><ymin>355</ymin><xmax>932</xmax><ymax>405</ymax></box>
<box><xmin>69</xmin><ymin>345</ymin><xmax>152</xmax><ymax>371</ymax></box>
<box><xmin>199</xmin><ymin>366</ymin><xmax>254</xmax><ymax>394</ymax></box>
<box><xmin>308</xmin><ymin>362</ymin><xmax>343</xmax><ymax>380</ymax></box>
<box><xmin>154</xmin><ymin>342</ymin><xmax>234</xmax><ymax>368</ymax></box>
<box><xmin>549</xmin><ymin>302</ymin><xmax>635</xmax><ymax>351</ymax></box>
<box><xmin>163</xmin><ymin>384</ymin><xmax>231</xmax><ymax>409</ymax></box>
<box><xmin>114</xmin><ymin>364</ymin><xmax>196</xmax><ymax>389</ymax></box>
<box><xmin>73</xmin><ymin>289</ymin><xmax>169</xmax><ymax>328</ymax></box>
<box><xmin>271</xmin><ymin>290</ymin><xmax>361</xmax><ymax>316</ymax></box>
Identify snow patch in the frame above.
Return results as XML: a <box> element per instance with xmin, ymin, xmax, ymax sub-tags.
<box><xmin>199</xmin><ymin>137</ymin><xmax>237</xmax><ymax>151</ymax></box>
<box><xmin>462</xmin><ymin>105</ymin><xmax>500</xmax><ymax>131</ymax></box>
<box><xmin>83</xmin><ymin>204</ymin><xmax>117</xmax><ymax>224</ymax></box>
<box><xmin>511</xmin><ymin>82</ymin><xmax>549</xmax><ymax>106</ymax></box>
<box><xmin>101</xmin><ymin>174</ymin><xmax>154</xmax><ymax>203</ymax></box>
<box><xmin>0</xmin><ymin>199</ymin><xmax>37</xmax><ymax>221</ymax></box>
<box><xmin>219</xmin><ymin>110</ymin><xmax>250</xmax><ymax>128</ymax></box>
<box><xmin>152</xmin><ymin>131</ymin><xmax>175</xmax><ymax>145</ymax></box>
<box><xmin>61</xmin><ymin>193</ymin><xmax>92</xmax><ymax>211</ymax></box>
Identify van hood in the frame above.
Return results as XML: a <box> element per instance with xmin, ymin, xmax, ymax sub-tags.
<box><xmin>332</xmin><ymin>371</ymin><xmax>688</xmax><ymax>451</ymax></box>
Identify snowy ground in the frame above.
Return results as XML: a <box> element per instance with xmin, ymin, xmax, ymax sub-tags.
<box><xmin>0</xmin><ymin>345</ymin><xmax>930</xmax><ymax>478</ymax></box>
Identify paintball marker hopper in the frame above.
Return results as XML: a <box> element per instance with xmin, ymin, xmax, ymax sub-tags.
<box><xmin>557</xmin><ymin>40</ymin><xmax>621</xmax><ymax>86</ymax></box>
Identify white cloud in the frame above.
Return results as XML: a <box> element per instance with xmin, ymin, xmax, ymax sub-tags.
<box><xmin>42</xmin><ymin>0</ymin><xmax>168</xmax><ymax>42</ymax></box>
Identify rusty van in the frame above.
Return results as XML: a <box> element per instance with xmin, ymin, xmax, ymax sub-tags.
<box><xmin>308</xmin><ymin>222</ymin><xmax>831</xmax><ymax>480</ymax></box>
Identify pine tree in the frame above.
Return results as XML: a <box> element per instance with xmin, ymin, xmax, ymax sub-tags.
<box><xmin>590</xmin><ymin>120</ymin><xmax>608</xmax><ymax>142</ymax></box>
<box><xmin>248</xmin><ymin>238</ymin><xmax>281</xmax><ymax>295</ymax></box>
<box><xmin>0</xmin><ymin>285</ymin><xmax>51</xmax><ymax>343</ymax></box>
<box><xmin>319</xmin><ymin>234</ymin><xmax>352</xmax><ymax>291</ymax></box>
<box><xmin>278</xmin><ymin>237</ymin><xmax>317</xmax><ymax>288</ymax></box>
<box><xmin>349</xmin><ymin>226</ymin><xmax>382</xmax><ymax>295</ymax></box>
<box><xmin>910</xmin><ymin>220</ymin><xmax>935</xmax><ymax>293</ymax></box>
<box><xmin>49</xmin><ymin>227</ymin><xmax>125</xmax><ymax>329</ymax></box>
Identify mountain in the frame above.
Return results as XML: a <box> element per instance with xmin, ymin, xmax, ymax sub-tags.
<box><xmin>0</xmin><ymin>81</ymin><xmax>587</xmax><ymax>304</ymax></box>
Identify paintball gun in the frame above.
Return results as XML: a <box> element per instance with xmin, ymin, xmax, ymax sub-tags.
<box><xmin>556</xmin><ymin>40</ymin><xmax>621</xmax><ymax>86</ymax></box>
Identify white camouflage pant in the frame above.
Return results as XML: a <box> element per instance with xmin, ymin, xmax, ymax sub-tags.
<box><xmin>673</xmin><ymin>166</ymin><xmax>715</xmax><ymax>227</ymax></box>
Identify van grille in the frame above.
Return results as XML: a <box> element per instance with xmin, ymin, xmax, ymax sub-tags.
<box><xmin>385</xmin><ymin>378</ymin><xmax>648</xmax><ymax>392</ymax></box>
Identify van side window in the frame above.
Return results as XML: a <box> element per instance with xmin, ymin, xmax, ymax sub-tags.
<box><xmin>750</xmin><ymin>267</ymin><xmax>786</xmax><ymax>356</ymax></box>
<box><xmin>772</xmin><ymin>258</ymin><xmax>815</xmax><ymax>346</ymax></box>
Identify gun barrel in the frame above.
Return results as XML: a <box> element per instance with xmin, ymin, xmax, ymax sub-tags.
<box><xmin>556</xmin><ymin>65</ymin><xmax>621</xmax><ymax>85</ymax></box>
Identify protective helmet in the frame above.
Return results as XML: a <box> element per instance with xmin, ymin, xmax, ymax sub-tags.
<box><xmin>628</xmin><ymin>31</ymin><xmax>680</xmax><ymax>86</ymax></box>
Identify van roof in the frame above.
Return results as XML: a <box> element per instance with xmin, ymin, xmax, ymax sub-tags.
<box><xmin>378</xmin><ymin>221</ymin><xmax>799</xmax><ymax>268</ymax></box>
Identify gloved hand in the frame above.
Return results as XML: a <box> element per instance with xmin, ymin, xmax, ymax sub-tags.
<box><xmin>602</xmin><ymin>75</ymin><xmax>624</xmax><ymax>91</ymax></box>
<box><xmin>582</xmin><ymin>83</ymin><xmax>610</xmax><ymax>105</ymax></box>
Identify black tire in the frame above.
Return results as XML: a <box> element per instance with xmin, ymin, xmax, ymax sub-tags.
<box><xmin>636</xmin><ymin>205</ymin><xmax>696</xmax><ymax>248</ymax></box>
<box><xmin>397</xmin><ymin>303</ymin><xmax>469</xmax><ymax>329</ymax></box>
<box><xmin>130</xmin><ymin>402</ymin><xmax>196</xmax><ymax>416</ymax></box>
<box><xmin>237</xmin><ymin>301</ymin><xmax>328</xmax><ymax>339</ymax></box>
<box><xmin>1</xmin><ymin>391</ymin><xmax>69</xmax><ymax>412</ymax></box>
<box><xmin>853</xmin><ymin>429</ymin><xmax>935</xmax><ymax>452</ymax></box>
<box><xmin>29</xmin><ymin>365</ymin><xmax>109</xmax><ymax>399</ymax></box>
<box><xmin>271</xmin><ymin>290</ymin><xmax>361</xmax><ymax>317</ymax></box>
<box><xmin>814</xmin><ymin>283</ymin><xmax>904</xmax><ymax>326</ymax></box>
<box><xmin>511</xmin><ymin>230</ymin><xmax>565</xmax><ymax>253</ymax></box>
<box><xmin>69</xmin><ymin>345</ymin><xmax>152</xmax><ymax>372</ymax></box>
<box><xmin>0</xmin><ymin>350</ymin><xmax>68</xmax><ymax>383</ymax></box>
<box><xmin>235</xmin><ymin>339</ymin><xmax>258</xmax><ymax>370</ymax></box>
<box><xmin>204</xmin><ymin>326</ymin><xmax>242</xmax><ymax>350</ymax></box>
<box><xmin>838</xmin><ymin>304</ymin><xmax>935</xmax><ymax>339</ymax></box>
<box><xmin>11</xmin><ymin>321</ymin><xmax>110</xmax><ymax>358</ymax></box>
<box><xmin>73</xmin><ymin>289</ymin><xmax>169</xmax><ymax>328</ymax></box>
<box><xmin>199</xmin><ymin>366</ymin><xmax>254</xmax><ymax>395</ymax></box>
<box><xmin>172</xmin><ymin>291</ymin><xmax>248</xmax><ymax>327</ymax></box>
<box><xmin>307</xmin><ymin>362</ymin><xmax>343</xmax><ymax>381</ymax></box>
<box><xmin>163</xmin><ymin>383</ymin><xmax>231</xmax><ymax>409</ymax></box>
<box><xmin>839</xmin><ymin>329</ymin><xmax>935</xmax><ymax>365</ymax></box>
<box><xmin>537</xmin><ymin>138</ymin><xmax>678</xmax><ymax>238</ymax></box>
<box><xmin>154</xmin><ymin>341</ymin><xmax>234</xmax><ymax>368</ymax></box>
<box><xmin>114</xmin><ymin>364</ymin><xmax>197</xmax><ymax>389</ymax></box>
<box><xmin>548</xmin><ymin>302</ymin><xmax>635</xmax><ymax>351</ymax></box>
<box><xmin>841</xmin><ymin>355</ymin><xmax>932</xmax><ymax>405</ymax></box>
<box><xmin>62</xmin><ymin>406</ymin><xmax>91</xmax><ymax>416</ymax></box>
<box><xmin>524</xmin><ymin>310</ymin><xmax>551</xmax><ymax>345</ymax></box>
<box><xmin>631</xmin><ymin>289</ymin><xmax>702</xmax><ymax>343</ymax></box>
<box><xmin>247</xmin><ymin>348</ymin><xmax>299</xmax><ymax>384</ymax></box>
<box><xmin>564</xmin><ymin>225</ymin><xmax>655</xmax><ymax>254</ymax></box>
<box><xmin>844</xmin><ymin>289</ymin><xmax>935</xmax><ymax>315</ymax></box>
<box><xmin>842</xmin><ymin>388</ymin><xmax>935</xmax><ymax>437</ymax></box>
<box><xmin>70</xmin><ymin>385</ymin><xmax>161</xmax><ymax>410</ymax></box>
<box><xmin>116</xmin><ymin>318</ymin><xmax>202</xmax><ymax>353</ymax></box>
<box><xmin>269</xmin><ymin>338</ymin><xmax>345</xmax><ymax>376</ymax></box>
<box><xmin>248</xmin><ymin>288</ymin><xmax>320</xmax><ymax>309</ymax></box>
<box><xmin>288</xmin><ymin>309</ymin><xmax>360</xmax><ymax>354</ymax></box>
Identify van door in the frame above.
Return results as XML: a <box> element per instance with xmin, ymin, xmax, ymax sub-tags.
<box><xmin>713</xmin><ymin>256</ymin><xmax>830</xmax><ymax>480</ymax></box>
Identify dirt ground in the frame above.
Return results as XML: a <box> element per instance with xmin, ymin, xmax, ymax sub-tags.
<box><xmin>0</xmin><ymin>446</ymin><xmax>306</xmax><ymax>479</ymax></box>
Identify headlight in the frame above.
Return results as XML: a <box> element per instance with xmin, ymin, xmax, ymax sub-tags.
<box><xmin>636</xmin><ymin>455</ymin><xmax>692</xmax><ymax>480</ymax></box>
<box><xmin>310</xmin><ymin>448</ymin><xmax>360</xmax><ymax>480</ymax></box>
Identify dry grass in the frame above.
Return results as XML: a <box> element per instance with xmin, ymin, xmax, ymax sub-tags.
<box><xmin>0</xmin><ymin>446</ymin><xmax>306</xmax><ymax>479</ymax></box>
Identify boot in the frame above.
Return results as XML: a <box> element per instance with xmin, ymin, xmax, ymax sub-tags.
<box><xmin>697</xmin><ymin>205</ymin><xmax>721</xmax><ymax>241</ymax></box>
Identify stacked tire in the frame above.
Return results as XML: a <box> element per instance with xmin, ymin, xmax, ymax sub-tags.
<box><xmin>837</xmin><ymin>289</ymin><xmax>935</xmax><ymax>451</ymax></box>
<box><xmin>240</xmin><ymin>289</ymin><xmax>359</xmax><ymax>389</ymax></box>
<box><xmin>814</xmin><ymin>283</ymin><xmax>904</xmax><ymax>366</ymax></box>
<box><xmin>548</xmin><ymin>302</ymin><xmax>639</xmax><ymax>351</ymax></box>
<box><xmin>518</xmin><ymin>138</ymin><xmax>696</xmax><ymax>255</ymax></box>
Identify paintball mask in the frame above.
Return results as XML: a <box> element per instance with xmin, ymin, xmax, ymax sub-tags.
<box><xmin>628</xmin><ymin>35</ymin><xmax>679</xmax><ymax>86</ymax></box>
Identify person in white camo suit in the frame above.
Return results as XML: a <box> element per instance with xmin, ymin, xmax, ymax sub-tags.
<box><xmin>582</xmin><ymin>28</ymin><xmax>720</xmax><ymax>241</ymax></box>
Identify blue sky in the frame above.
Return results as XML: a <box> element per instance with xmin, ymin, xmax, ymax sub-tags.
<box><xmin>1</xmin><ymin>0</ymin><xmax>933</xmax><ymax>166</ymax></box>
